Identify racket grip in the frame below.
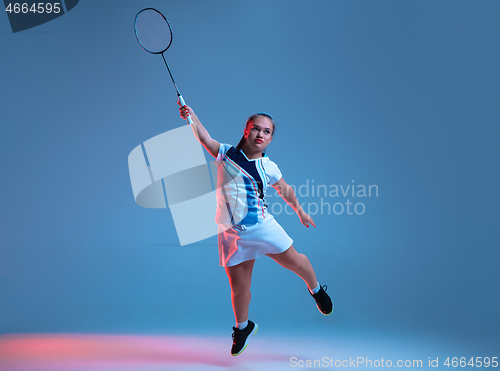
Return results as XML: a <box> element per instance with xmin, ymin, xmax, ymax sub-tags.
<box><xmin>178</xmin><ymin>94</ymin><xmax>193</xmax><ymax>125</ymax></box>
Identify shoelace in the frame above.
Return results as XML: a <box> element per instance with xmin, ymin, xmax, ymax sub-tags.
<box><xmin>232</xmin><ymin>327</ymin><xmax>240</xmax><ymax>340</ymax></box>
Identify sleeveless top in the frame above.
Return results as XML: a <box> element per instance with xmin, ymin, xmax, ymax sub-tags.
<box><xmin>214</xmin><ymin>143</ymin><xmax>282</xmax><ymax>225</ymax></box>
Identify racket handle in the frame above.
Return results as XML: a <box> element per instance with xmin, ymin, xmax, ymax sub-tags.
<box><xmin>178</xmin><ymin>94</ymin><xmax>193</xmax><ymax>125</ymax></box>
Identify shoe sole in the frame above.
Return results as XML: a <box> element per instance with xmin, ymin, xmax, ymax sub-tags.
<box><xmin>231</xmin><ymin>324</ymin><xmax>259</xmax><ymax>356</ymax></box>
<box><xmin>317</xmin><ymin>303</ymin><xmax>334</xmax><ymax>315</ymax></box>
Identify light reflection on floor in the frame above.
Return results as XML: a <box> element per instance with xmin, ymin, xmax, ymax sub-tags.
<box><xmin>0</xmin><ymin>331</ymin><xmax>489</xmax><ymax>370</ymax></box>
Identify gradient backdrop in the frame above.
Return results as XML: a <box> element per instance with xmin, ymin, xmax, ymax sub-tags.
<box><xmin>1</xmin><ymin>0</ymin><xmax>499</xmax><ymax>365</ymax></box>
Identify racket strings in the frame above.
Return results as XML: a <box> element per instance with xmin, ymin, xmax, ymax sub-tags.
<box><xmin>135</xmin><ymin>9</ymin><xmax>172</xmax><ymax>54</ymax></box>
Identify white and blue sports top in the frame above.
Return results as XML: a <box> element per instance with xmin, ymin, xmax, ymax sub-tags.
<box><xmin>214</xmin><ymin>143</ymin><xmax>282</xmax><ymax>226</ymax></box>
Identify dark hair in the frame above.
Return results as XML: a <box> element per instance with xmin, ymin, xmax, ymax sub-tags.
<box><xmin>236</xmin><ymin>112</ymin><xmax>276</xmax><ymax>150</ymax></box>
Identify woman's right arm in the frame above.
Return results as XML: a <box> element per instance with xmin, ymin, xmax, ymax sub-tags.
<box><xmin>179</xmin><ymin>104</ymin><xmax>220</xmax><ymax>158</ymax></box>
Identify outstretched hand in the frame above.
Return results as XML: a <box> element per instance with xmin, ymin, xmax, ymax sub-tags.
<box><xmin>299</xmin><ymin>211</ymin><xmax>316</xmax><ymax>228</ymax></box>
<box><xmin>178</xmin><ymin>101</ymin><xmax>194</xmax><ymax>120</ymax></box>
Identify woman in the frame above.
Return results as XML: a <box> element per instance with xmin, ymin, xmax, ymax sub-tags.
<box><xmin>179</xmin><ymin>104</ymin><xmax>333</xmax><ymax>356</ymax></box>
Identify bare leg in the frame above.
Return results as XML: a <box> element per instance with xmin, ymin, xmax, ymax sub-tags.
<box><xmin>266</xmin><ymin>245</ymin><xmax>318</xmax><ymax>290</ymax></box>
<box><xmin>225</xmin><ymin>259</ymin><xmax>255</xmax><ymax>324</ymax></box>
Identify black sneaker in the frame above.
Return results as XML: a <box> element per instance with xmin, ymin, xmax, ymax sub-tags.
<box><xmin>310</xmin><ymin>285</ymin><xmax>334</xmax><ymax>315</ymax></box>
<box><xmin>231</xmin><ymin>320</ymin><xmax>258</xmax><ymax>356</ymax></box>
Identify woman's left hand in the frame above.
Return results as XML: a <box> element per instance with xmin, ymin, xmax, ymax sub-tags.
<box><xmin>299</xmin><ymin>211</ymin><xmax>316</xmax><ymax>228</ymax></box>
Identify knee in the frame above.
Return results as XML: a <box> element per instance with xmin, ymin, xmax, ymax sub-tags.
<box><xmin>230</xmin><ymin>281</ymin><xmax>251</xmax><ymax>295</ymax></box>
<box><xmin>299</xmin><ymin>253</ymin><xmax>310</xmax><ymax>264</ymax></box>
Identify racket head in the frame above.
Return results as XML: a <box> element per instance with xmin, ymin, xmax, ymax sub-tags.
<box><xmin>134</xmin><ymin>8</ymin><xmax>173</xmax><ymax>54</ymax></box>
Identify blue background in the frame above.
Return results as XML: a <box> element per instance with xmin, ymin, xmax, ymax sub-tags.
<box><xmin>1</xmin><ymin>0</ymin><xmax>498</xmax><ymax>354</ymax></box>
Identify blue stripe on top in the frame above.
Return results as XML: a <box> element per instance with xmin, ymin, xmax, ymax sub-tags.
<box><xmin>215</xmin><ymin>144</ymin><xmax>280</xmax><ymax>226</ymax></box>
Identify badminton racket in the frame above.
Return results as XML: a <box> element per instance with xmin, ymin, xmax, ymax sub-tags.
<box><xmin>134</xmin><ymin>8</ymin><xmax>193</xmax><ymax>125</ymax></box>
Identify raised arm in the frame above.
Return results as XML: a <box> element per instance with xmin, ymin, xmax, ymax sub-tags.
<box><xmin>272</xmin><ymin>177</ymin><xmax>316</xmax><ymax>228</ymax></box>
<box><xmin>179</xmin><ymin>103</ymin><xmax>220</xmax><ymax>158</ymax></box>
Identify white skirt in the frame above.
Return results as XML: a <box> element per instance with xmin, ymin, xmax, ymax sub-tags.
<box><xmin>217</xmin><ymin>214</ymin><xmax>293</xmax><ymax>267</ymax></box>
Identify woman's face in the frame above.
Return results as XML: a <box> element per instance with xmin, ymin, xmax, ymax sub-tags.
<box><xmin>244</xmin><ymin>116</ymin><xmax>274</xmax><ymax>151</ymax></box>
